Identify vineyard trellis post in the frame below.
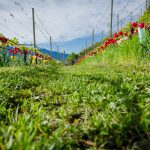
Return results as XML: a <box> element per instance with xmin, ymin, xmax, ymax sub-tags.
<box><xmin>141</xmin><ymin>8</ymin><xmax>143</xmax><ymax>17</ymax></box>
<box><xmin>110</xmin><ymin>0</ymin><xmax>113</xmax><ymax>37</ymax></box>
<box><xmin>117</xmin><ymin>14</ymin><xmax>119</xmax><ymax>32</ymax></box>
<box><xmin>57</xmin><ymin>45</ymin><xmax>59</xmax><ymax>60</ymax></box>
<box><xmin>124</xmin><ymin>18</ymin><xmax>126</xmax><ymax>27</ymax></box>
<box><xmin>92</xmin><ymin>29</ymin><xmax>94</xmax><ymax>46</ymax></box>
<box><xmin>130</xmin><ymin>12</ymin><xmax>133</xmax><ymax>22</ymax></box>
<box><xmin>146</xmin><ymin>0</ymin><xmax>148</xmax><ymax>10</ymax></box>
<box><xmin>32</xmin><ymin>8</ymin><xmax>37</xmax><ymax>64</ymax></box>
<box><xmin>102</xmin><ymin>29</ymin><xmax>103</xmax><ymax>41</ymax></box>
<box><xmin>146</xmin><ymin>0</ymin><xmax>150</xmax><ymax>9</ymax></box>
<box><xmin>50</xmin><ymin>36</ymin><xmax>52</xmax><ymax>57</ymax></box>
<box><xmin>32</xmin><ymin>8</ymin><xmax>36</xmax><ymax>49</ymax></box>
<box><xmin>62</xmin><ymin>49</ymin><xmax>65</xmax><ymax>62</ymax></box>
<box><xmin>85</xmin><ymin>40</ymin><xmax>87</xmax><ymax>57</ymax></box>
<box><xmin>3</xmin><ymin>47</ymin><xmax>6</xmax><ymax>64</ymax></box>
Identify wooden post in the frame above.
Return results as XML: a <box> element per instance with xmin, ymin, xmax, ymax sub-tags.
<box><xmin>102</xmin><ymin>29</ymin><xmax>104</xmax><ymax>41</ymax></box>
<box><xmin>120</xmin><ymin>19</ymin><xmax>122</xmax><ymax>29</ymax></box>
<box><xmin>92</xmin><ymin>29</ymin><xmax>94</xmax><ymax>46</ymax></box>
<box><xmin>85</xmin><ymin>40</ymin><xmax>87</xmax><ymax>57</ymax></box>
<box><xmin>50</xmin><ymin>36</ymin><xmax>53</xmax><ymax>57</ymax></box>
<box><xmin>57</xmin><ymin>45</ymin><xmax>59</xmax><ymax>60</ymax></box>
<box><xmin>130</xmin><ymin>12</ymin><xmax>133</xmax><ymax>22</ymax></box>
<box><xmin>117</xmin><ymin>14</ymin><xmax>119</xmax><ymax>32</ymax></box>
<box><xmin>110</xmin><ymin>0</ymin><xmax>113</xmax><ymax>37</ymax></box>
<box><xmin>32</xmin><ymin>8</ymin><xmax>37</xmax><ymax>64</ymax></box>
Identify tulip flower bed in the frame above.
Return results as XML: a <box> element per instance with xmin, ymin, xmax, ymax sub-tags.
<box><xmin>0</xmin><ymin>63</ymin><xmax>150</xmax><ymax>149</ymax></box>
<box><xmin>78</xmin><ymin>22</ymin><xmax>150</xmax><ymax>65</ymax></box>
<box><xmin>0</xmin><ymin>35</ymin><xmax>53</xmax><ymax>66</ymax></box>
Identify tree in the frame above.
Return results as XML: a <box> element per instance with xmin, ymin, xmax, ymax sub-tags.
<box><xmin>67</xmin><ymin>52</ymin><xmax>79</xmax><ymax>65</ymax></box>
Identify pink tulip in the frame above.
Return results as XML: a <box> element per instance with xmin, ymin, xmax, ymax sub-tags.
<box><xmin>139</xmin><ymin>23</ymin><xmax>145</xmax><ymax>29</ymax></box>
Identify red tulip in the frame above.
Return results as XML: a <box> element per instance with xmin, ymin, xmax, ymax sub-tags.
<box><xmin>15</xmin><ymin>47</ymin><xmax>20</xmax><ymax>52</ymax></box>
<box><xmin>105</xmin><ymin>43</ymin><xmax>108</xmax><ymax>47</ymax></box>
<box><xmin>100</xmin><ymin>46</ymin><xmax>104</xmax><ymax>50</ymax></box>
<box><xmin>20</xmin><ymin>51</ymin><xmax>24</xmax><ymax>55</ymax></box>
<box><xmin>114</xmin><ymin>33</ymin><xmax>119</xmax><ymax>38</ymax></box>
<box><xmin>108</xmin><ymin>38</ymin><xmax>113</xmax><ymax>42</ymax></box>
<box><xmin>118</xmin><ymin>31</ymin><xmax>123</xmax><ymax>36</ymax></box>
<box><xmin>9</xmin><ymin>49</ymin><xmax>13</xmax><ymax>54</ymax></box>
<box><xmin>132</xmin><ymin>22</ymin><xmax>138</xmax><ymax>28</ymax></box>
<box><xmin>13</xmin><ymin>51</ymin><xmax>18</xmax><ymax>55</ymax></box>
<box><xmin>139</xmin><ymin>23</ymin><xmax>145</xmax><ymax>29</ymax></box>
<box><xmin>112</xmin><ymin>39</ymin><xmax>117</xmax><ymax>44</ymax></box>
<box><xmin>108</xmin><ymin>38</ymin><xmax>117</xmax><ymax>45</ymax></box>
<box><xmin>24</xmin><ymin>50</ymin><xmax>28</xmax><ymax>54</ymax></box>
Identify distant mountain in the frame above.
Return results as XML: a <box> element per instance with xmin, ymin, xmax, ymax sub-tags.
<box><xmin>39</xmin><ymin>34</ymin><xmax>103</xmax><ymax>54</ymax></box>
<box><xmin>40</xmin><ymin>48</ymin><xmax>70</xmax><ymax>61</ymax></box>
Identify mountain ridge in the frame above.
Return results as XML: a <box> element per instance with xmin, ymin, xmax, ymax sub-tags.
<box><xmin>40</xmin><ymin>48</ymin><xmax>69</xmax><ymax>61</ymax></box>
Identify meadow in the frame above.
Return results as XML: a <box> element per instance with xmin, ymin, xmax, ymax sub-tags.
<box><xmin>0</xmin><ymin>62</ymin><xmax>150</xmax><ymax>149</ymax></box>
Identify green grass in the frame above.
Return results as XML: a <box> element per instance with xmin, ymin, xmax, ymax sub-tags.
<box><xmin>80</xmin><ymin>35</ymin><xmax>150</xmax><ymax>66</ymax></box>
<box><xmin>0</xmin><ymin>63</ymin><xmax>150</xmax><ymax>149</ymax></box>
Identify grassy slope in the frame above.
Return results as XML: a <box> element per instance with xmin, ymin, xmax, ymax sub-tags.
<box><xmin>0</xmin><ymin>64</ymin><xmax>150</xmax><ymax>149</ymax></box>
<box><xmin>79</xmin><ymin>7</ymin><xmax>150</xmax><ymax>66</ymax></box>
<box><xmin>79</xmin><ymin>35</ymin><xmax>150</xmax><ymax>66</ymax></box>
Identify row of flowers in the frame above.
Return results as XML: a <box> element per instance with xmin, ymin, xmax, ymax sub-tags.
<box><xmin>99</xmin><ymin>22</ymin><xmax>146</xmax><ymax>53</ymax></box>
<box><xmin>9</xmin><ymin>47</ymin><xmax>46</xmax><ymax>59</ymax></box>
<box><xmin>78</xmin><ymin>22</ymin><xmax>148</xmax><ymax>64</ymax></box>
<box><xmin>0</xmin><ymin>35</ymin><xmax>53</xmax><ymax>63</ymax></box>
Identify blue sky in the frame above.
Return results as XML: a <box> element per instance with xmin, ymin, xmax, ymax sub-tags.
<box><xmin>0</xmin><ymin>0</ymin><xmax>146</xmax><ymax>54</ymax></box>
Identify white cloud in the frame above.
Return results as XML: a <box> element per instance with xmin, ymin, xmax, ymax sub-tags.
<box><xmin>0</xmin><ymin>0</ymin><xmax>146</xmax><ymax>47</ymax></box>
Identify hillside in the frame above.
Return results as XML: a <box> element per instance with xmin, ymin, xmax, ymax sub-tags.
<box><xmin>77</xmin><ymin>7</ymin><xmax>150</xmax><ymax>66</ymax></box>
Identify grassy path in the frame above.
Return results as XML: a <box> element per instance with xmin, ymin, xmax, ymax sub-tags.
<box><xmin>0</xmin><ymin>64</ymin><xmax>150</xmax><ymax>149</ymax></box>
